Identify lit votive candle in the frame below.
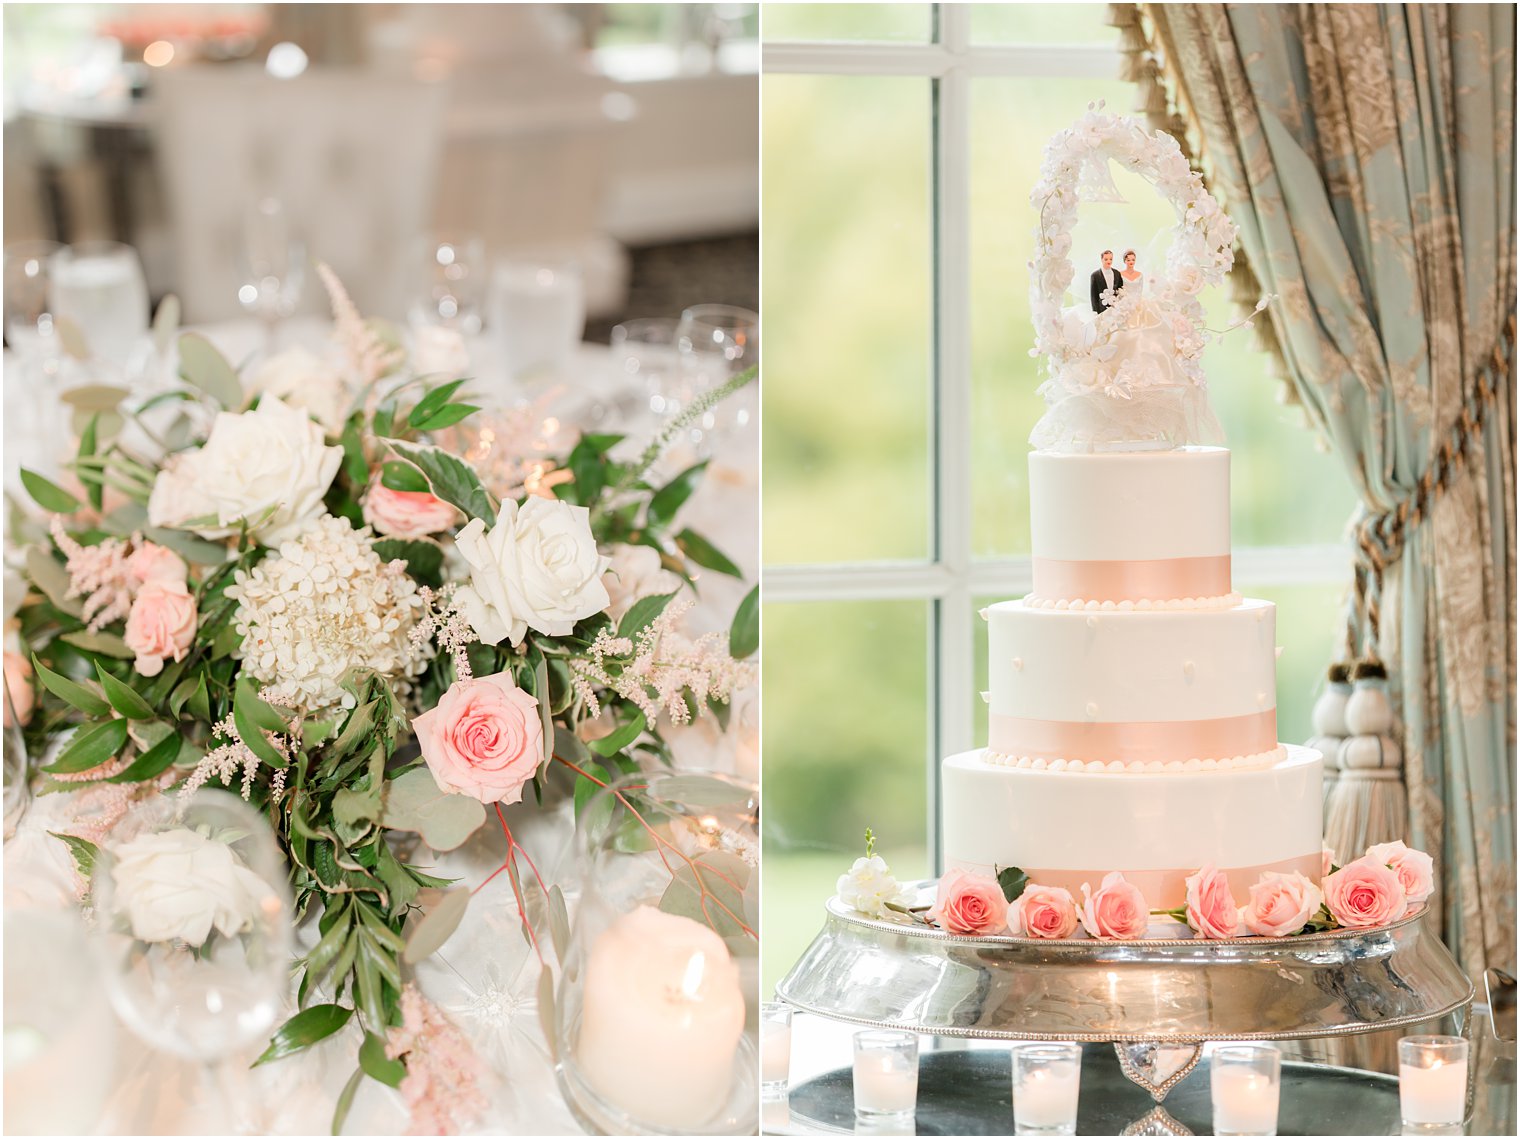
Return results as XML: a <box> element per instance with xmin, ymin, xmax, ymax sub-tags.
<box><xmin>760</xmin><ymin>1001</ymin><xmax>793</xmax><ymax>1096</ymax></box>
<box><xmin>1398</xmin><ymin>1035</ymin><xmax>1469</xmax><ymax>1130</ymax></box>
<box><xmin>853</xmin><ymin>1030</ymin><xmax>919</xmax><ymax>1119</ymax></box>
<box><xmin>575</xmin><ymin>906</ymin><xmax>746</xmax><ymax>1130</ymax></box>
<box><xmin>1011</xmin><ymin>1042</ymin><xmax>1082</xmax><ymax>1136</ymax></box>
<box><xmin>1211</xmin><ymin>1045</ymin><xmax>1282</xmax><ymax>1137</ymax></box>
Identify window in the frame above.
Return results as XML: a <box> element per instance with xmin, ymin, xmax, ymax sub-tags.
<box><xmin>760</xmin><ymin>3</ymin><xmax>1356</xmax><ymax>991</ymax></box>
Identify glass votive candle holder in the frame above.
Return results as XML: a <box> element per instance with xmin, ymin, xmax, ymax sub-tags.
<box><xmin>852</xmin><ymin>1030</ymin><xmax>919</xmax><ymax>1120</ymax></box>
<box><xmin>760</xmin><ymin>1001</ymin><xmax>792</xmax><ymax>1097</ymax></box>
<box><xmin>1011</xmin><ymin>1042</ymin><xmax>1082</xmax><ymax>1136</ymax></box>
<box><xmin>1211</xmin><ymin>1044</ymin><xmax>1282</xmax><ymax>1137</ymax></box>
<box><xmin>1398</xmin><ymin>1035</ymin><xmax>1469</xmax><ymax>1130</ymax></box>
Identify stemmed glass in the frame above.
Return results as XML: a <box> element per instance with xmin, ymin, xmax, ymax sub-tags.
<box><xmin>89</xmin><ymin>788</ymin><xmax>294</xmax><ymax>1132</ymax></box>
<box><xmin>4</xmin><ymin>240</ymin><xmax>62</xmax><ymax>368</ymax></box>
<box><xmin>3</xmin><ymin>681</ymin><xmax>29</xmax><ymax>840</ymax></box>
<box><xmin>674</xmin><ymin>304</ymin><xmax>758</xmax><ymax>449</ymax></box>
<box><xmin>610</xmin><ymin>316</ymin><xmax>682</xmax><ymax>423</ymax></box>
<box><xmin>410</xmin><ymin>235</ymin><xmax>487</xmax><ymax>335</ymax></box>
<box><xmin>47</xmin><ymin>240</ymin><xmax>151</xmax><ymax>379</ymax></box>
<box><xmin>238</xmin><ymin>197</ymin><xmax>305</xmax><ymax>353</ymax></box>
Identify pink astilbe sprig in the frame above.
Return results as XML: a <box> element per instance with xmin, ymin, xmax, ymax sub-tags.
<box><xmin>571</xmin><ymin>597</ymin><xmax>755</xmax><ymax>726</ymax></box>
<box><xmin>181</xmin><ymin>711</ymin><xmax>293</xmax><ymax>803</ymax></box>
<box><xmin>316</xmin><ymin>261</ymin><xmax>404</xmax><ymax>386</ymax></box>
<box><xmin>49</xmin><ymin>516</ymin><xmax>136</xmax><ymax>632</ymax></box>
<box><xmin>409</xmin><ymin>584</ymin><xmax>477</xmax><ymax>681</ymax></box>
<box><xmin>386</xmin><ymin>984</ymin><xmax>489</xmax><ymax>1137</ymax></box>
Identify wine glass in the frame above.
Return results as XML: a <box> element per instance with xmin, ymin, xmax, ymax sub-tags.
<box><xmin>490</xmin><ymin>256</ymin><xmax>586</xmax><ymax>381</ymax></box>
<box><xmin>3</xmin><ymin>681</ymin><xmax>29</xmax><ymax>841</ymax></box>
<box><xmin>238</xmin><ymin>197</ymin><xmax>306</xmax><ymax>353</ymax></box>
<box><xmin>674</xmin><ymin>304</ymin><xmax>759</xmax><ymax>449</ymax></box>
<box><xmin>90</xmin><ymin>789</ymin><xmax>294</xmax><ymax>1129</ymax></box>
<box><xmin>610</xmin><ymin>317</ymin><xmax>682</xmax><ymax>422</ymax></box>
<box><xmin>410</xmin><ymin>234</ymin><xmax>486</xmax><ymax>335</ymax></box>
<box><xmin>4</xmin><ymin>240</ymin><xmax>62</xmax><ymax>366</ymax></box>
<box><xmin>47</xmin><ymin>240</ymin><xmax>151</xmax><ymax>377</ymax></box>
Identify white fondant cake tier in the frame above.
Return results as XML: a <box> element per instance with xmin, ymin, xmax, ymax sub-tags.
<box><xmin>986</xmin><ymin>598</ymin><xmax>1278</xmax><ymax>764</ymax></box>
<box><xmin>941</xmin><ymin>744</ymin><xmax>1323</xmax><ymax>910</ymax></box>
<box><xmin>1028</xmin><ymin>447</ymin><xmax>1231</xmax><ymax>602</ymax></box>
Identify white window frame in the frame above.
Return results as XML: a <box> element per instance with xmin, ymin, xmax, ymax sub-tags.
<box><xmin>761</xmin><ymin>4</ymin><xmax>1346</xmax><ymax>869</ymax></box>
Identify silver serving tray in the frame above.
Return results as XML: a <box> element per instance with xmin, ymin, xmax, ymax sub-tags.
<box><xmin>776</xmin><ymin>887</ymin><xmax>1473</xmax><ymax>1043</ymax></box>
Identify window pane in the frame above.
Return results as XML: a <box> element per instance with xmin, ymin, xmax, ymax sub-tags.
<box><xmin>971</xmin><ymin>582</ymin><xmax>1348</xmax><ymax>754</ymax></box>
<box><xmin>762</xmin><ymin>2</ymin><xmax>931</xmax><ymax>43</ymax></box>
<box><xmin>969</xmin><ymin>78</ymin><xmax>1356</xmax><ymax>557</ymax></box>
<box><xmin>762</xmin><ymin>75</ymin><xmax>932</xmax><ymax>563</ymax></box>
<box><xmin>762</xmin><ymin>599</ymin><xmax>931</xmax><ymax>993</ymax></box>
<box><xmin>970</xmin><ymin>3</ymin><xmax>1119</xmax><ymax>46</ymax></box>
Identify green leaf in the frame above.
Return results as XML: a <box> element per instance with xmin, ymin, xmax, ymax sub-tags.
<box><xmin>143</xmin><ymin>526</ymin><xmax>230</xmax><ymax>566</ymax></box>
<box><xmin>402</xmin><ymin>888</ymin><xmax>470</xmax><ymax>965</ymax></box>
<box><xmin>359</xmin><ymin>1032</ymin><xmax>405</xmax><ymax>1088</ymax></box>
<box><xmin>380</xmin><ymin>767</ymin><xmax>486</xmax><ymax>852</ymax></box>
<box><xmin>78</xmin><ymin>415</ymin><xmax>103</xmax><ymax>511</ymax></box>
<box><xmin>32</xmin><ymin>658</ymin><xmax>112</xmax><ymax>717</ymax></box>
<box><xmin>187</xmin><ymin>674</ymin><xmax>211</xmax><ymax>722</ymax></box>
<box><xmin>338</xmin><ymin>420</ymin><xmax>369</xmax><ymax>486</ymax></box>
<box><xmin>20</xmin><ymin>468</ymin><xmax>81</xmax><ymax>514</ymax></box>
<box><xmin>253</xmin><ymin>1004</ymin><xmax>354</xmax><ymax>1066</ymax></box>
<box><xmin>387</xmin><ymin>441</ymin><xmax>496</xmax><ymax>526</ymax></box>
<box><xmin>568</xmin><ymin>435</ymin><xmax>608</xmax><ymax>506</ymax></box>
<box><xmin>572</xmin><ymin>759</ymin><xmax>612</xmax><ymax>819</ymax></box>
<box><xmin>407</xmin><ymin>378</ymin><xmax>468</xmax><ymax>426</ymax></box>
<box><xmin>659</xmin><ymin>851</ymin><xmax>752</xmax><ymax>939</ymax></box>
<box><xmin>588</xmin><ymin>709</ymin><xmax>647</xmax><ymax>758</ymax></box>
<box><xmin>106</xmin><ymin>731</ymin><xmax>182</xmax><ymax>783</ymax></box>
<box><xmin>652</xmin><ymin>774</ymin><xmax>755</xmax><ymax>809</ymax></box>
<box><xmin>729</xmin><ymin>584</ymin><xmax>759</xmax><ymax>659</ymax></box>
<box><xmin>675</xmin><ymin>528</ymin><xmax>742</xmax><ymax>578</ymax></box>
<box><xmin>371</xmin><ymin>539</ymin><xmax>443</xmax><ymax>580</ymax></box>
<box><xmin>59</xmin><ymin>631</ymin><xmax>134</xmax><ymax>660</ymax></box>
<box><xmin>234</xmin><ymin>679</ymin><xmax>289</xmax><ymax>768</ymax></box>
<box><xmin>379</xmin><ymin>462</ymin><xmax>430</xmax><ymax>493</ymax></box>
<box><xmin>409</xmin><ymin>403</ymin><xmax>479</xmax><ymax>432</ymax></box>
<box><xmin>997</xmin><ymin>866</ymin><xmax>1030</xmax><ymax>905</ymax></box>
<box><xmin>43</xmin><ymin>719</ymin><xmax>129</xmax><ymax>775</ymax></box>
<box><xmin>60</xmin><ymin>384</ymin><xmax>129</xmax><ymax>414</ymax></box>
<box><xmin>648</xmin><ymin>460</ymin><xmax>708</xmax><ymax>527</ymax></box>
<box><xmin>547</xmin><ymin>884</ymin><xmax>571</xmax><ymax>963</ymax></box>
<box><xmin>178</xmin><ymin>332</ymin><xmax>242</xmax><ymax>408</ymax></box>
<box><xmin>332</xmin><ymin>1066</ymin><xmax>364</xmax><ymax>1137</ymax></box>
<box><xmin>616</xmin><ymin>590</ymin><xmax>678</xmax><ymax>642</ymax></box>
<box><xmin>49</xmin><ymin>832</ymin><xmax>98</xmax><ymax>878</ymax></box>
<box><xmin>25</xmin><ymin>547</ymin><xmax>82</xmax><ymax>617</ymax></box>
<box><xmin>95</xmin><ymin>664</ymin><xmax>155</xmax><ymax>720</ymax></box>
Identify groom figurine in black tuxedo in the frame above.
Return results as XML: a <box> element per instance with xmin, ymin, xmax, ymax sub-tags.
<box><xmin>1090</xmin><ymin>249</ymin><xmax>1124</xmax><ymax>313</ymax></box>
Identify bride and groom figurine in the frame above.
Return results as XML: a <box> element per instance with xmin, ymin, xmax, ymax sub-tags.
<box><xmin>1090</xmin><ymin>248</ymin><xmax>1143</xmax><ymax>313</ymax></box>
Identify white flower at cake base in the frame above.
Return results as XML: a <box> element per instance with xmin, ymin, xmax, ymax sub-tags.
<box><xmin>454</xmin><ymin>497</ymin><xmax>610</xmax><ymax>646</ymax></box>
<box><xmin>837</xmin><ymin>828</ymin><xmax>911</xmax><ymax>918</ymax></box>
<box><xmin>228</xmin><ymin>514</ymin><xmax>422</xmax><ymax>712</ymax></box>
<box><xmin>147</xmin><ymin>395</ymin><xmax>343</xmax><ymax>545</ymax></box>
<box><xmin>110</xmin><ymin>827</ymin><xmax>271</xmax><ymax>946</ymax></box>
<box><xmin>247</xmin><ymin>347</ymin><xmax>353</xmax><ymax>436</ymax></box>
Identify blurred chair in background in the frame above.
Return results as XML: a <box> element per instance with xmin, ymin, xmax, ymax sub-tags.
<box><xmin>150</xmin><ymin>67</ymin><xmax>446</xmax><ymax>323</ymax></box>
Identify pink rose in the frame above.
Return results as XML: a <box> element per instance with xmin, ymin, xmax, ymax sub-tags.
<box><xmin>1184</xmin><ymin>864</ymin><xmax>1240</xmax><ymax>939</ymax></box>
<box><xmin>1015</xmin><ymin>883</ymin><xmax>1079</xmax><ymax>939</ymax></box>
<box><xmin>1322</xmin><ymin>845</ymin><xmax>1336</xmax><ymax>878</ymax></box>
<box><xmin>930</xmin><ymin>868</ymin><xmax>1010</xmax><ymax>935</ymax></box>
<box><xmin>1080</xmin><ymin>872</ymin><xmax>1149</xmax><ymax>940</ymax></box>
<box><xmin>123</xmin><ymin>581</ymin><xmax>198</xmax><ymax>678</ymax></box>
<box><xmin>363</xmin><ymin>484</ymin><xmax>459</xmax><ymax>539</ymax></box>
<box><xmin>125</xmin><ymin>542</ymin><xmax>187</xmax><ymax>588</ymax></box>
<box><xmin>1240</xmin><ymin>871</ymin><xmax>1323</xmax><ymax>937</ymax></box>
<box><xmin>413</xmin><ymin>671</ymin><xmax>543</xmax><ymax>804</ymax></box>
<box><xmin>4</xmin><ymin>651</ymin><xmax>34</xmax><ymax>727</ymax></box>
<box><xmin>1323</xmin><ymin>856</ymin><xmax>1406</xmax><ymax>929</ymax></box>
<box><xmin>1364</xmin><ymin>840</ymin><xmax>1435</xmax><ymax>906</ymax></box>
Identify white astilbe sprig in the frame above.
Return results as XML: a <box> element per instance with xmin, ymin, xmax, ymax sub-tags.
<box><xmin>408</xmin><ymin>583</ymin><xmax>477</xmax><ymax>681</ymax></box>
<box><xmin>571</xmin><ymin>597</ymin><xmax>755</xmax><ymax>727</ymax></box>
<box><xmin>181</xmin><ymin>712</ymin><xmax>293</xmax><ymax>803</ymax></box>
<box><xmin>49</xmin><ymin>516</ymin><xmax>136</xmax><ymax>632</ymax></box>
<box><xmin>316</xmin><ymin>261</ymin><xmax>404</xmax><ymax>386</ymax></box>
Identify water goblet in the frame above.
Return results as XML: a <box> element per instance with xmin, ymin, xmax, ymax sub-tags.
<box><xmin>4</xmin><ymin>240</ymin><xmax>62</xmax><ymax>368</ymax></box>
<box><xmin>674</xmin><ymin>304</ymin><xmax>758</xmax><ymax>449</ymax></box>
<box><xmin>238</xmin><ymin>197</ymin><xmax>306</xmax><ymax>353</ymax></box>
<box><xmin>410</xmin><ymin>234</ymin><xmax>487</xmax><ymax>336</ymax></box>
<box><xmin>47</xmin><ymin>240</ymin><xmax>150</xmax><ymax>378</ymax></box>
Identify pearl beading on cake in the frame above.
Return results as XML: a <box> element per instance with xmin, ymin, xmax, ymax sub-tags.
<box><xmin>1023</xmin><ymin>593</ymin><xmax>1244</xmax><ymax>612</ymax></box>
<box><xmin>980</xmin><ymin>745</ymin><xmax>1288</xmax><ymax>774</ymax></box>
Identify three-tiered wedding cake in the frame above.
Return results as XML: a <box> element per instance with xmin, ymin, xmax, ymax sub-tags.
<box><xmin>939</xmin><ymin>110</ymin><xmax>1323</xmax><ymax>913</ymax></box>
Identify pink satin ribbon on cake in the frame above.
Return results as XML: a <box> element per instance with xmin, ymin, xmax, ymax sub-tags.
<box><xmin>1031</xmin><ymin>554</ymin><xmax>1232</xmax><ymax>602</ymax></box>
<box><xmin>996</xmin><ymin>854</ymin><xmax>1324</xmax><ymax>912</ymax></box>
<box><xmin>989</xmin><ymin>709</ymin><xmax>1277</xmax><ymax>764</ymax></box>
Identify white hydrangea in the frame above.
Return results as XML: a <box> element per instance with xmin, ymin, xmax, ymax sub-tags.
<box><xmin>228</xmin><ymin>515</ymin><xmax>423</xmax><ymax>712</ymax></box>
<box><xmin>837</xmin><ymin>854</ymin><xmax>911</xmax><ymax>919</ymax></box>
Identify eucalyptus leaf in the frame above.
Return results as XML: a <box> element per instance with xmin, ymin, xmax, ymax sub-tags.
<box><xmin>402</xmin><ymin>888</ymin><xmax>470</xmax><ymax>965</ymax></box>
<box><xmin>152</xmin><ymin>294</ymin><xmax>181</xmax><ymax>356</ymax></box>
<box><xmin>25</xmin><ymin>547</ymin><xmax>82</xmax><ymax>616</ymax></box>
<box><xmin>537</xmin><ymin>967</ymin><xmax>558</xmax><ymax>1062</ymax></box>
<box><xmin>658</xmin><ymin>851</ymin><xmax>752</xmax><ymax>939</ymax></box>
<box><xmin>379</xmin><ymin>767</ymin><xmax>486</xmax><ymax>852</ymax></box>
<box><xmin>60</xmin><ymin>385</ymin><xmax>130</xmax><ymax>413</ymax></box>
<box><xmin>651</xmin><ymin>773</ymin><xmax>754</xmax><ymax>809</ymax></box>
<box><xmin>178</xmin><ymin>332</ymin><xmax>242</xmax><ymax>408</ymax></box>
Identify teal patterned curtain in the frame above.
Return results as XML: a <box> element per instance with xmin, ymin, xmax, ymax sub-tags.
<box><xmin>1137</xmin><ymin>3</ymin><xmax>1515</xmax><ymax>979</ymax></box>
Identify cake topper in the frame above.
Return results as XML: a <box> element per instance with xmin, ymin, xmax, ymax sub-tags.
<box><xmin>1027</xmin><ymin>104</ymin><xmax>1269</xmax><ymax>453</ymax></box>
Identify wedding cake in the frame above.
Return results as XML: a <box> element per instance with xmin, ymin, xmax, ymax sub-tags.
<box><xmin>939</xmin><ymin>110</ymin><xmax>1323</xmax><ymax>913</ymax></box>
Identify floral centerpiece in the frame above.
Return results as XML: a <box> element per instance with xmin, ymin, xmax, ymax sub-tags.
<box><xmin>6</xmin><ymin>266</ymin><xmax>758</xmax><ymax>1132</ymax></box>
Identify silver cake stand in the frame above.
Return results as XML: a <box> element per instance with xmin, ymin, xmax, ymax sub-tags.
<box><xmin>777</xmin><ymin>884</ymin><xmax>1474</xmax><ymax>1110</ymax></box>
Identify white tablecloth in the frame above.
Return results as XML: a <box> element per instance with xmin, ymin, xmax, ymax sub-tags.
<box><xmin>2</xmin><ymin>317</ymin><xmax>758</xmax><ymax>1135</ymax></box>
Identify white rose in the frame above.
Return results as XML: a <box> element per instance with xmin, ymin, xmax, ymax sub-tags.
<box><xmin>837</xmin><ymin>854</ymin><xmax>910</xmax><ymax>919</ymax></box>
<box><xmin>601</xmin><ymin>543</ymin><xmax>682</xmax><ymax>622</ymax></box>
<box><xmin>148</xmin><ymin>396</ymin><xmax>343</xmax><ymax>546</ymax></box>
<box><xmin>247</xmin><ymin>348</ymin><xmax>352</xmax><ymax>435</ymax></box>
<box><xmin>1172</xmin><ymin>264</ymin><xmax>1206</xmax><ymax>295</ymax></box>
<box><xmin>454</xmin><ymin>496</ymin><xmax>610</xmax><ymax>646</ymax></box>
<box><xmin>411</xmin><ymin>325</ymin><xmax>471</xmax><ymax>378</ymax></box>
<box><xmin>109</xmin><ymin>828</ymin><xmax>270</xmax><ymax>946</ymax></box>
